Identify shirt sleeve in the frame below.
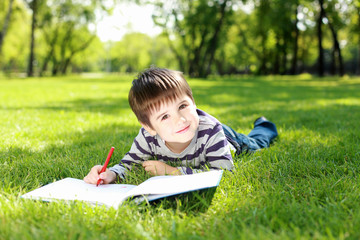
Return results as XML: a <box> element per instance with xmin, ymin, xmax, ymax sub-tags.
<box><xmin>109</xmin><ymin>128</ymin><xmax>153</xmax><ymax>179</ymax></box>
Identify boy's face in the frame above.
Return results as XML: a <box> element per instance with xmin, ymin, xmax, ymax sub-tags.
<box><xmin>142</xmin><ymin>94</ymin><xmax>199</xmax><ymax>148</ymax></box>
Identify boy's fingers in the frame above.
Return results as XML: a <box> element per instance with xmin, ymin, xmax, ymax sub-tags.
<box><xmin>93</xmin><ymin>165</ymin><xmax>102</xmax><ymax>173</ymax></box>
<box><xmin>99</xmin><ymin>172</ymin><xmax>108</xmax><ymax>180</ymax></box>
<box><xmin>142</xmin><ymin>161</ymin><xmax>151</xmax><ymax>167</ymax></box>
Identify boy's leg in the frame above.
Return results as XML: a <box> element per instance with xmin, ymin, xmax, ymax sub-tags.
<box><xmin>222</xmin><ymin>117</ymin><xmax>278</xmax><ymax>154</ymax></box>
<box><xmin>248</xmin><ymin>116</ymin><xmax>278</xmax><ymax>148</ymax></box>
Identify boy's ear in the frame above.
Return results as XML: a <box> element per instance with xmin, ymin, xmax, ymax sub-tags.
<box><xmin>140</xmin><ymin>122</ymin><xmax>157</xmax><ymax>136</ymax></box>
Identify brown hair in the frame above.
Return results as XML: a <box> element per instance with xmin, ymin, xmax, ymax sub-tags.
<box><xmin>128</xmin><ymin>67</ymin><xmax>194</xmax><ymax>128</ymax></box>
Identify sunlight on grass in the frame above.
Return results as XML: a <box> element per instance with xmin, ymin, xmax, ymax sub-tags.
<box><xmin>316</xmin><ymin>98</ymin><xmax>360</xmax><ymax>106</ymax></box>
<box><xmin>1</xmin><ymin>74</ymin><xmax>360</xmax><ymax>239</ymax></box>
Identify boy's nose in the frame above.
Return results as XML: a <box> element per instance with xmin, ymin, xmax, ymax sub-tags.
<box><xmin>175</xmin><ymin>113</ymin><xmax>186</xmax><ymax>124</ymax></box>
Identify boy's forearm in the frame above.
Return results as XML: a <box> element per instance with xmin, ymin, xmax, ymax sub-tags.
<box><xmin>109</xmin><ymin>164</ymin><xmax>127</xmax><ymax>180</ymax></box>
<box><xmin>106</xmin><ymin>170</ymin><xmax>118</xmax><ymax>183</ymax></box>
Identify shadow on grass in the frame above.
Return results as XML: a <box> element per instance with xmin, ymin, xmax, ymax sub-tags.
<box><xmin>0</xmin><ymin>123</ymin><xmax>139</xmax><ymax>190</ymax></box>
<box><xmin>191</xmin><ymin>78</ymin><xmax>360</xmax><ymax>148</ymax></box>
<box><xmin>138</xmin><ymin>187</ymin><xmax>218</xmax><ymax>213</ymax></box>
<box><xmin>193</xmin><ymin>77</ymin><xmax>360</xmax><ymax>108</ymax></box>
<box><xmin>1</xmin><ymin>96</ymin><xmax>131</xmax><ymax>116</ymax></box>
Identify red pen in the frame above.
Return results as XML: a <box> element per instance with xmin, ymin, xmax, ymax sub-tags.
<box><xmin>96</xmin><ymin>147</ymin><xmax>115</xmax><ymax>187</ymax></box>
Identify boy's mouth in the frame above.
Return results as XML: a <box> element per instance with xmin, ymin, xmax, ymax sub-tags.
<box><xmin>176</xmin><ymin>125</ymin><xmax>190</xmax><ymax>134</ymax></box>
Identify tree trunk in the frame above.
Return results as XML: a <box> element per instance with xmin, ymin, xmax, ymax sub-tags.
<box><xmin>0</xmin><ymin>0</ymin><xmax>14</xmax><ymax>55</ymax></box>
<box><xmin>326</xmin><ymin>12</ymin><xmax>344</xmax><ymax>76</ymax></box>
<box><xmin>317</xmin><ymin>0</ymin><xmax>325</xmax><ymax>77</ymax></box>
<box><xmin>51</xmin><ymin>59</ymin><xmax>59</xmax><ymax>76</ymax></box>
<box><xmin>61</xmin><ymin>57</ymin><xmax>72</xmax><ymax>74</ymax></box>
<box><xmin>40</xmin><ymin>45</ymin><xmax>55</xmax><ymax>76</ymax></box>
<box><xmin>203</xmin><ymin>0</ymin><xmax>228</xmax><ymax>78</ymax></box>
<box><xmin>336</xmin><ymin>37</ymin><xmax>344</xmax><ymax>76</ymax></box>
<box><xmin>27</xmin><ymin>0</ymin><xmax>37</xmax><ymax>77</ymax></box>
<box><xmin>40</xmin><ymin>29</ymin><xmax>59</xmax><ymax>76</ymax></box>
<box><xmin>290</xmin><ymin>5</ymin><xmax>299</xmax><ymax>75</ymax></box>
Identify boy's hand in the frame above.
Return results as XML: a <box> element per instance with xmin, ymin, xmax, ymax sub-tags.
<box><xmin>142</xmin><ymin>161</ymin><xmax>181</xmax><ymax>176</ymax></box>
<box><xmin>83</xmin><ymin>165</ymin><xmax>117</xmax><ymax>185</ymax></box>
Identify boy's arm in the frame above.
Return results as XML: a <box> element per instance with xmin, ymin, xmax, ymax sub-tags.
<box><xmin>109</xmin><ymin>128</ymin><xmax>154</xmax><ymax>179</ymax></box>
<box><xmin>142</xmin><ymin>161</ymin><xmax>181</xmax><ymax>176</ymax></box>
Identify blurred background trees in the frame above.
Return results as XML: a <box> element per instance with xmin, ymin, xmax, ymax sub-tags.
<box><xmin>0</xmin><ymin>0</ymin><xmax>358</xmax><ymax>77</ymax></box>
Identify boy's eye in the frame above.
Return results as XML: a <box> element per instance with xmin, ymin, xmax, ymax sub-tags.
<box><xmin>161</xmin><ymin>114</ymin><xmax>169</xmax><ymax>121</ymax></box>
<box><xmin>179</xmin><ymin>104</ymin><xmax>187</xmax><ymax>110</ymax></box>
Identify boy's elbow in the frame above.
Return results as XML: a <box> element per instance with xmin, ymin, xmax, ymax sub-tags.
<box><xmin>211</xmin><ymin>161</ymin><xmax>234</xmax><ymax>172</ymax></box>
<box><xmin>224</xmin><ymin>163</ymin><xmax>234</xmax><ymax>171</ymax></box>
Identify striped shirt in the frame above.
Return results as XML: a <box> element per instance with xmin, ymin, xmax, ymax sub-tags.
<box><xmin>109</xmin><ymin>109</ymin><xmax>234</xmax><ymax>179</ymax></box>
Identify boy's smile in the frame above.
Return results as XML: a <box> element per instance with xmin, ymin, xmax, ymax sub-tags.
<box><xmin>176</xmin><ymin>125</ymin><xmax>190</xmax><ymax>134</ymax></box>
<box><xmin>142</xmin><ymin>94</ymin><xmax>199</xmax><ymax>153</ymax></box>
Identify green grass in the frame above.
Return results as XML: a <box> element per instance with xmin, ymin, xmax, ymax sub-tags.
<box><xmin>1</xmin><ymin>73</ymin><xmax>360</xmax><ymax>239</ymax></box>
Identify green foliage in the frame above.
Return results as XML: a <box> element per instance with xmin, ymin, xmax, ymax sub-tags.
<box><xmin>1</xmin><ymin>0</ymin><xmax>360</xmax><ymax>76</ymax></box>
<box><xmin>35</xmin><ymin>0</ymin><xmax>104</xmax><ymax>76</ymax></box>
<box><xmin>110</xmin><ymin>33</ymin><xmax>153</xmax><ymax>72</ymax></box>
<box><xmin>0</xmin><ymin>0</ymin><xmax>30</xmax><ymax>72</ymax></box>
<box><xmin>0</xmin><ymin>74</ymin><xmax>360</xmax><ymax>238</ymax></box>
<box><xmin>152</xmin><ymin>0</ymin><xmax>236</xmax><ymax>77</ymax></box>
<box><xmin>107</xmin><ymin>33</ymin><xmax>177</xmax><ymax>73</ymax></box>
<box><xmin>72</xmin><ymin>37</ymin><xmax>106</xmax><ymax>72</ymax></box>
<box><xmin>151</xmin><ymin>34</ymin><xmax>178</xmax><ymax>70</ymax></box>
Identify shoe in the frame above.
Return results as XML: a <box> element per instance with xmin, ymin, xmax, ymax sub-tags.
<box><xmin>254</xmin><ymin>116</ymin><xmax>268</xmax><ymax>125</ymax></box>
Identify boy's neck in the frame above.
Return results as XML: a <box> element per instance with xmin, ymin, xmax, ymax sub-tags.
<box><xmin>165</xmin><ymin>140</ymin><xmax>192</xmax><ymax>154</ymax></box>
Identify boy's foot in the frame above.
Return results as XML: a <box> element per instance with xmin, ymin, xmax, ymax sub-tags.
<box><xmin>254</xmin><ymin>116</ymin><xmax>267</xmax><ymax>125</ymax></box>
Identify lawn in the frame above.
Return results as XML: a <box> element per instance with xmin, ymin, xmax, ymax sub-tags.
<box><xmin>0</xmin><ymin>73</ymin><xmax>359</xmax><ymax>239</ymax></box>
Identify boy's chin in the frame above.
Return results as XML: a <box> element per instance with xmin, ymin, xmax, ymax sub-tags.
<box><xmin>167</xmin><ymin>136</ymin><xmax>193</xmax><ymax>144</ymax></box>
<box><xmin>178</xmin><ymin>135</ymin><xmax>195</xmax><ymax>144</ymax></box>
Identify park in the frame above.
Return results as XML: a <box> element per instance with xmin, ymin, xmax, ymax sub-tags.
<box><xmin>1</xmin><ymin>0</ymin><xmax>360</xmax><ymax>239</ymax></box>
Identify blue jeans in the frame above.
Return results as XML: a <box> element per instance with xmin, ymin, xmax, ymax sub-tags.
<box><xmin>222</xmin><ymin>117</ymin><xmax>278</xmax><ymax>155</ymax></box>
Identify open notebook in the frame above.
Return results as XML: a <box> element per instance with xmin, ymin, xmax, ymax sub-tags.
<box><xmin>21</xmin><ymin>170</ymin><xmax>223</xmax><ymax>209</ymax></box>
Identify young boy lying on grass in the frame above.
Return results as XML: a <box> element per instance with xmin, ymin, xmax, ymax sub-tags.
<box><xmin>84</xmin><ymin>67</ymin><xmax>278</xmax><ymax>184</ymax></box>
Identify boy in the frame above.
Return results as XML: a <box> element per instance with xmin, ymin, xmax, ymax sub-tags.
<box><xmin>84</xmin><ymin>68</ymin><xmax>278</xmax><ymax>184</ymax></box>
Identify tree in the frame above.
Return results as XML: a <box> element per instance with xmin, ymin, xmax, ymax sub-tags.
<box><xmin>26</xmin><ymin>0</ymin><xmax>114</xmax><ymax>76</ymax></box>
<box><xmin>348</xmin><ymin>0</ymin><xmax>360</xmax><ymax>75</ymax></box>
<box><xmin>270</xmin><ymin>0</ymin><xmax>298</xmax><ymax>75</ymax></box>
<box><xmin>290</xmin><ymin>1</ymin><xmax>300</xmax><ymax>75</ymax></box>
<box><xmin>0</xmin><ymin>0</ymin><xmax>30</xmax><ymax>73</ymax></box>
<box><xmin>0</xmin><ymin>0</ymin><xmax>14</xmax><ymax>56</ymax></box>
<box><xmin>317</xmin><ymin>0</ymin><xmax>325</xmax><ymax>76</ymax></box>
<box><xmin>109</xmin><ymin>33</ymin><xmax>152</xmax><ymax>72</ymax></box>
<box><xmin>26</xmin><ymin>0</ymin><xmax>41</xmax><ymax>77</ymax></box>
<box><xmin>235</xmin><ymin>0</ymin><xmax>297</xmax><ymax>75</ymax></box>
<box><xmin>215</xmin><ymin>9</ymin><xmax>256</xmax><ymax>74</ymax></box>
<box><xmin>38</xmin><ymin>0</ymin><xmax>111</xmax><ymax>76</ymax></box>
<box><xmin>152</xmin><ymin>0</ymin><xmax>235</xmax><ymax>77</ymax></box>
<box><xmin>323</xmin><ymin>0</ymin><xmax>345</xmax><ymax>76</ymax></box>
